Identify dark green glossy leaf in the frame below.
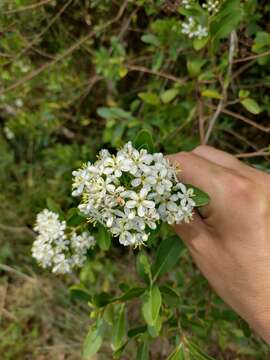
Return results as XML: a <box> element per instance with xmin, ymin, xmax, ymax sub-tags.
<box><xmin>152</xmin><ymin>236</ymin><xmax>184</xmax><ymax>280</ymax></box>
<box><xmin>116</xmin><ymin>287</ymin><xmax>145</xmax><ymax>302</ymax></box>
<box><xmin>69</xmin><ymin>285</ymin><xmax>91</xmax><ymax>302</ymax></box>
<box><xmin>128</xmin><ymin>325</ymin><xmax>147</xmax><ymax>338</ymax></box>
<box><xmin>187</xmin><ymin>185</ymin><xmax>210</xmax><ymax>207</ymax></box>
<box><xmin>92</xmin><ymin>292</ymin><xmax>113</xmax><ymax>308</ymax></box>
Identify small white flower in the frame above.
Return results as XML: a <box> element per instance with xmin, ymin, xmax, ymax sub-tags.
<box><xmin>125</xmin><ymin>187</ymin><xmax>155</xmax><ymax>217</ymax></box>
<box><xmin>175</xmin><ymin>183</ymin><xmax>196</xmax><ymax>207</ymax></box>
<box><xmin>3</xmin><ymin>126</ymin><xmax>15</xmax><ymax>140</ymax></box>
<box><xmin>15</xmin><ymin>98</ymin><xmax>23</xmax><ymax>108</ymax></box>
<box><xmin>202</xmin><ymin>0</ymin><xmax>220</xmax><ymax>14</ymax></box>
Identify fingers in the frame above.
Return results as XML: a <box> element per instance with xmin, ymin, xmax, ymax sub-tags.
<box><xmin>192</xmin><ymin>145</ymin><xmax>246</xmax><ymax>172</ymax></box>
<box><xmin>167</xmin><ymin>151</ymin><xmax>225</xmax><ymax>219</ymax></box>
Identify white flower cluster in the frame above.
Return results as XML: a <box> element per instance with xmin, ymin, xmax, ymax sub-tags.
<box><xmin>182</xmin><ymin>0</ymin><xmax>221</xmax><ymax>13</ymax></box>
<box><xmin>72</xmin><ymin>142</ymin><xmax>195</xmax><ymax>247</ymax></box>
<box><xmin>32</xmin><ymin>209</ymin><xmax>95</xmax><ymax>274</ymax></box>
<box><xmin>202</xmin><ymin>0</ymin><xmax>220</xmax><ymax>14</ymax></box>
<box><xmin>182</xmin><ymin>17</ymin><xmax>208</xmax><ymax>39</ymax></box>
<box><xmin>181</xmin><ymin>0</ymin><xmax>222</xmax><ymax>39</ymax></box>
<box><xmin>182</xmin><ymin>0</ymin><xmax>193</xmax><ymax>9</ymax></box>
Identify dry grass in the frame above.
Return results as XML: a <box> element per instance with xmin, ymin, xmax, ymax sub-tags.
<box><xmin>0</xmin><ymin>265</ymin><xmax>89</xmax><ymax>360</ymax></box>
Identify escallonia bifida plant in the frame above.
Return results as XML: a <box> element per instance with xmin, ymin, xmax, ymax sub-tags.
<box><xmin>32</xmin><ymin>131</ymin><xmax>210</xmax><ymax>359</ymax></box>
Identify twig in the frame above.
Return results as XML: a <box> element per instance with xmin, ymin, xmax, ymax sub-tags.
<box><xmin>231</xmin><ymin>59</ymin><xmax>256</xmax><ymax>81</ymax></box>
<box><xmin>0</xmin><ymin>223</ymin><xmax>35</xmax><ymax>236</ymax></box>
<box><xmin>74</xmin><ymin>75</ymin><xmax>103</xmax><ymax>107</ymax></box>
<box><xmin>203</xmin><ymin>31</ymin><xmax>237</xmax><ymax>144</ymax></box>
<box><xmin>161</xmin><ymin>106</ymin><xmax>196</xmax><ymax>144</ymax></box>
<box><xmin>6</xmin><ymin>0</ymin><xmax>73</xmax><ymax>65</ymax></box>
<box><xmin>126</xmin><ymin>64</ymin><xmax>186</xmax><ymax>84</ymax></box>
<box><xmin>0</xmin><ymin>264</ymin><xmax>34</xmax><ymax>282</ymax></box>
<box><xmin>221</xmin><ymin>108</ymin><xmax>270</xmax><ymax>133</ymax></box>
<box><xmin>0</xmin><ymin>0</ymin><xmax>129</xmax><ymax>97</ymax></box>
<box><xmin>235</xmin><ymin>149</ymin><xmax>270</xmax><ymax>158</ymax></box>
<box><xmin>233</xmin><ymin>49</ymin><xmax>270</xmax><ymax>63</ymax></box>
<box><xmin>223</xmin><ymin>128</ymin><xmax>258</xmax><ymax>151</ymax></box>
<box><xmin>4</xmin><ymin>0</ymin><xmax>53</xmax><ymax>14</ymax></box>
<box><xmin>196</xmin><ymin>90</ymin><xmax>205</xmax><ymax>143</ymax></box>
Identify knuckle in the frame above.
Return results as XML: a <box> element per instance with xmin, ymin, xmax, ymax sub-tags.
<box><xmin>192</xmin><ymin>145</ymin><xmax>210</xmax><ymax>155</ymax></box>
<box><xmin>224</xmin><ymin>172</ymin><xmax>254</xmax><ymax>198</ymax></box>
<box><xmin>225</xmin><ymin>172</ymin><xmax>269</xmax><ymax>215</ymax></box>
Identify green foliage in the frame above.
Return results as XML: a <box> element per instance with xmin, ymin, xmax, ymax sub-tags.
<box><xmin>1</xmin><ymin>0</ymin><xmax>270</xmax><ymax>359</ymax></box>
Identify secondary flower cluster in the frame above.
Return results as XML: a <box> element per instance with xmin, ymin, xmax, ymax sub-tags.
<box><xmin>202</xmin><ymin>0</ymin><xmax>220</xmax><ymax>14</ymax></box>
<box><xmin>181</xmin><ymin>0</ymin><xmax>222</xmax><ymax>39</ymax></box>
<box><xmin>72</xmin><ymin>142</ymin><xmax>195</xmax><ymax>247</ymax></box>
<box><xmin>32</xmin><ymin>209</ymin><xmax>96</xmax><ymax>274</ymax></box>
<box><xmin>182</xmin><ymin>17</ymin><xmax>208</xmax><ymax>39</ymax></box>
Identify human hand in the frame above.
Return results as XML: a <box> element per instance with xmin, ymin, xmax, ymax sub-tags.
<box><xmin>168</xmin><ymin>146</ymin><xmax>270</xmax><ymax>343</ymax></box>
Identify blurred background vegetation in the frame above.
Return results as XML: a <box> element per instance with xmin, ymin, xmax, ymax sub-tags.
<box><xmin>0</xmin><ymin>0</ymin><xmax>270</xmax><ymax>359</ymax></box>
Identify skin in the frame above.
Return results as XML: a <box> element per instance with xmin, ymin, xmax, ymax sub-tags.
<box><xmin>168</xmin><ymin>145</ymin><xmax>270</xmax><ymax>343</ymax></box>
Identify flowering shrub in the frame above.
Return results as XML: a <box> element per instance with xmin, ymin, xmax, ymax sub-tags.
<box><xmin>1</xmin><ymin>0</ymin><xmax>270</xmax><ymax>358</ymax></box>
<box><xmin>32</xmin><ymin>136</ymin><xmax>210</xmax><ymax>358</ymax></box>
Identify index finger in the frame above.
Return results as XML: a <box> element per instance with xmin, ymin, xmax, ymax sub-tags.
<box><xmin>167</xmin><ymin>152</ymin><xmax>227</xmax><ymax>219</ymax></box>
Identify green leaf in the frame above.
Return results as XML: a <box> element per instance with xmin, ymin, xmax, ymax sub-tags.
<box><xmin>152</xmin><ymin>236</ymin><xmax>184</xmax><ymax>280</ymax></box>
<box><xmin>92</xmin><ymin>292</ymin><xmax>113</xmax><ymax>308</ymax></box>
<box><xmin>238</xmin><ymin>89</ymin><xmax>250</xmax><ymax>99</ymax></box>
<box><xmin>252</xmin><ymin>31</ymin><xmax>270</xmax><ymax>53</ymax></box>
<box><xmin>134</xmin><ymin>130</ymin><xmax>155</xmax><ymax>153</ymax></box>
<box><xmin>69</xmin><ymin>285</ymin><xmax>92</xmax><ymax>302</ymax></box>
<box><xmin>147</xmin><ymin>314</ymin><xmax>162</xmax><ymax>337</ymax></box>
<box><xmin>66</xmin><ymin>208</ymin><xmax>85</xmax><ymax>226</ymax></box>
<box><xmin>210</xmin><ymin>0</ymin><xmax>242</xmax><ymax>41</ymax></box>
<box><xmin>187</xmin><ymin>185</ymin><xmax>210</xmax><ymax>207</ymax></box>
<box><xmin>97</xmin><ymin>225</ymin><xmax>111</xmax><ymax>251</ymax></box>
<box><xmin>193</xmin><ymin>37</ymin><xmax>209</xmax><ymax>51</ymax></box>
<box><xmin>240</xmin><ymin>98</ymin><xmax>262</xmax><ymax>115</ymax></box>
<box><xmin>201</xmin><ymin>89</ymin><xmax>223</xmax><ymax>100</ymax></box>
<box><xmin>112</xmin><ymin>304</ymin><xmax>126</xmax><ymax>351</ymax></box>
<box><xmin>116</xmin><ymin>287</ymin><xmax>145</xmax><ymax>302</ymax></box>
<box><xmin>136</xmin><ymin>252</ymin><xmax>152</xmax><ymax>284</ymax></box>
<box><xmin>46</xmin><ymin>198</ymin><xmax>62</xmax><ymax>216</ymax></box>
<box><xmin>160</xmin><ymin>88</ymin><xmax>179</xmax><ymax>104</ymax></box>
<box><xmin>136</xmin><ymin>340</ymin><xmax>149</xmax><ymax>360</ymax></box>
<box><xmin>83</xmin><ymin>322</ymin><xmax>104</xmax><ymax>359</ymax></box>
<box><xmin>187</xmin><ymin>340</ymin><xmax>215</xmax><ymax>360</ymax></box>
<box><xmin>187</xmin><ymin>58</ymin><xmax>206</xmax><ymax>77</ymax></box>
<box><xmin>159</xmin><ymin>285</ymin><xmax>180</xmax><ymax>308</ymax></box>
<box><xmin>141</xmin><ymin>34</ymin><xmax>160</xmax><ymax>47</ymax></box>
<box><xmin>142</xmin><ymin>285</ymin><xmax>162</xmax><ymax>326</ymax></box>
<box><xmin>138</xmin><ymin>92</ymin><xmax>160</xmax><ymax>106</ymax></box>
<box><xmin>166</xmin><ymin>343</ymin><xmax>185</xmax><ymax>360</ymax></box>
<box><xmin>113</xmin><ymin>341</ymin><xmax>129</xmax><ymax>359</ymax></box>
<box><xmin>128</xmin><ymin>325</ymin><xmax>147</xmax><ymax>338</ymax></box>
<box><xmin>97</xmin><ymin>107</ymin><xmax>133</xmax><ymax>120</ymax></box>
